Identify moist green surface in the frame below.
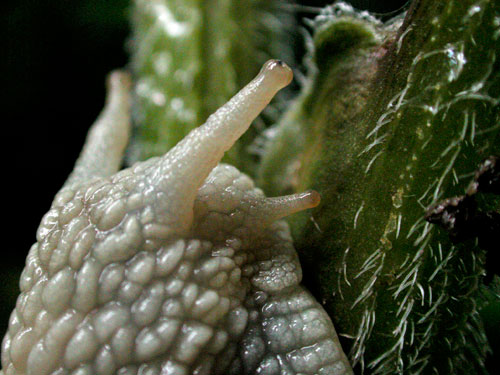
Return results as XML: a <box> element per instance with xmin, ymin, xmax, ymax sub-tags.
<box><xmin>258</xmin><ymin>1</ymin><xmax>499</xmax><ymax>373</ymax></box>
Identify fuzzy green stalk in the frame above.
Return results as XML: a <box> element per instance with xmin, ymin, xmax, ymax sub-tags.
<box><xmin>128</xmin><ymin>0</ymin><xmax>295</xmax><ymax>174</ymax></box>
<box><xmin>258</xmin><ymin>1</ymin><xmax>499</xmax><ymax>373</ymax></box>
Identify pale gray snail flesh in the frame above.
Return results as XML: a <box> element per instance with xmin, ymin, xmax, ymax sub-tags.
<box><xmin>1</xmin><ymin>60</ymin><xmax>353</xmax><ymax>375</ymax></box>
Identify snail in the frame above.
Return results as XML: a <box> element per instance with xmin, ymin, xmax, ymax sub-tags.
<box><xmin>1</xmin><ymin>60</ymin><xmax>353</xmax><ymax>375</ymax></box>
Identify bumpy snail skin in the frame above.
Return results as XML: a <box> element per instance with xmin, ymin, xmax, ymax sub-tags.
<box><xmin>1</xmin><ymin>61</ymin><xmax>353</xmax><ymax>375</ymax></box>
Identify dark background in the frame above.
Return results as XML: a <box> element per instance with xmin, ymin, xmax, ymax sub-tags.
<box><xmin>9</xmin><ymin>1</ymin><xmax>495</xmax><ymax>373</ymax></box>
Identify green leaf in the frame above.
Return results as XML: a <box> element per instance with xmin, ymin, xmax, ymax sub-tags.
<box><xmin>258</xmin><ymin>1</ymin><xmax>499</xmax><ymax>373</ymax></box>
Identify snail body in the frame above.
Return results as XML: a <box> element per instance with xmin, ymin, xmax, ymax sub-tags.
<box><xmin>1</xmin><ymin>61</ymin><xmax>352</xmax><ymax>375</ymax></box>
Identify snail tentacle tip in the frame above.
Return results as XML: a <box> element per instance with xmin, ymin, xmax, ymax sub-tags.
<box><xmin>303</xmin><ymin>189</ymin><xmax>321</xmax><ymax>208</ymax></box>
<box><xmin>107</xmin><ymin>70</ymin><xmax>132</xmax><ymax>89</ymax></box>
<box><xmin>105</xmin><ymin>70</ymin><xmax>132</xmax><ymax>105</ymax></box>
<box><xmin>260</xmin><ymin>59</ymin><xmax>294</xmax><ymax>89</ymax></box>
<box><xmin>253</xmin><ymin>190</ymin><xmax>322</xmax><ymax>224</ymax></box>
